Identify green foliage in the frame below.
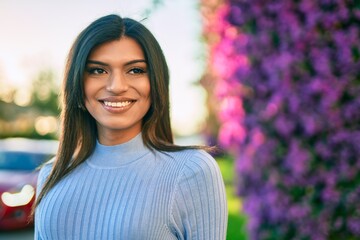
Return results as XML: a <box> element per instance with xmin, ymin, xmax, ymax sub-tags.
<box><xmin>31</xmin><ymin>70</ymin><xmax>60</xmax><ymax>115</ymax></box>
<box><xmin>217</xmin><ymin>155</ymin><xmax>248</xmax><ymax>240</ymax></box>
<box><xmin>0</xmin><ymin>69</ymin><xmax>60</xmax><ymax>139</ymax></box>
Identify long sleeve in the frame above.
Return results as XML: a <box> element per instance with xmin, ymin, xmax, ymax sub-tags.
<box><xmin>170</xmin><ymin>151</ymin><xmax>228</xmax><ymax>240</ymax></box>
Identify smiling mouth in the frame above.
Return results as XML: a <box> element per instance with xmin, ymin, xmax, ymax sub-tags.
<box><xmin>102</xmin><ymin>100</ymin><xmax>134</xmax><ymax>108</ymax></box>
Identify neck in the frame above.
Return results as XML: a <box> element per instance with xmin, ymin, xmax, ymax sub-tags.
<box><xmin>87</xmin><ymin>132</ymin><xmax>150</xmax><ymax>168</ymax></box>
<box><xmin>97</xmin><ymin>128</ymin><xmax>142</xmax><ymax>146</ymax></box>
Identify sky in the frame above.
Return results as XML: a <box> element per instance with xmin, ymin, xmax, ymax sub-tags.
<box><xmin>0</xmin><ymin>0</ymin><xmax>208</xmax><ymax>136</ymax></box>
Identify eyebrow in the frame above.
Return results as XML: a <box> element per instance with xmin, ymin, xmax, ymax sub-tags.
<box><xmin>86</xmin><ymin>59</ymin><xmax>147</xmax><ymax>66</ymax></box>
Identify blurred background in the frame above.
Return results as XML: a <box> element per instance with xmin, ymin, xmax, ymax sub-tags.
<box><xmin>1</xmin><ymin>0</ymin><xmax>360</xmax><ymax>240</ymax></box>
<box><xmin>0</xmin><ymin>0</ymin><xmax>208</xmax><ymax>139</ymax></box>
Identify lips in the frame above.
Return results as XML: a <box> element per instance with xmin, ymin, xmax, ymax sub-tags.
<box><xmin>98</xmin><ymin>97</ymin><xmax>136</xmax><ymax>112</ymax></box>
<box><xmin>103</xmin><ymin>100</ymin><xmax>132</xmax><ymax>108</ymax></box>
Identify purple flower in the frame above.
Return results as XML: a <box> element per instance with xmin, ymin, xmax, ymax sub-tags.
<box><xmin>218</xmin><ymin>96</ymin><xmax>245</xmax><ymax>122</ymax></box>
<box><xmin>218</xmin><ymin>120</ymin><xmax>246</xmax><ymax>149</ymax></box>
<box><xmin>274</xmin><ymin>114</ymin><xmax>295</xmax><ymax>137</ymax></box>
<box><xmin>202</xmin><ymin>0</ymin><xmax>360</xmax><ymax>238</ymax></box>
<box><xmin>285</xmin><ymin>140</ymin><xmax>310</xmax><ymax>176</ymax></box>
<box><xmin>348</xmin><ymin>218</ymin><xmax>360</xmax><ymax>235</ymax></box>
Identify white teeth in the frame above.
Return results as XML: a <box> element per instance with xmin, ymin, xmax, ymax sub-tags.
<box><xmin>104</xmin><ymin>101</ymin><xmax>132</xmax><ymax>108</ymax></box>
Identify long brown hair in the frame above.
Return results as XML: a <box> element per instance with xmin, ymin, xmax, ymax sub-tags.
<box><xmin>34</xmin><ymin>14</ymin><xmax>211</xmax><ymax>210</ymax></box>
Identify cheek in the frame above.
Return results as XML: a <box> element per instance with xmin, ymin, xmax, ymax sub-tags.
<box><xmin>142</xmin><ymin>81</ymin><xmax>151</xmax><ymax>111</ymax></box>
<box><xmin>83</xmin><ymin>79</ymin><xmax>99</xmax><ymax>113</ymax></box>
<box><xmin>145</xmin><ymin>86</ymin><xmax>151</xmax><ymax>100</ymax></box>
<box><xmin>138</xmin><ymin>79</ymin><xmax>151</xmax><ymax>100</ymax></box>
<box><xmin>83</xmin><ymin>79</ymin><xmax>91</xmax><ymax>99</ymax></box>
<box><xmin>84</xmin><ymin>79</ymin><xmax>98</xmax><ymax>101</ymax></box>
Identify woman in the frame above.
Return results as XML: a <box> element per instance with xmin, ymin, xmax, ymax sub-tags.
<box><xmin>34</xmin><ymin>14</ymin><xmax>227</xmax><ymax>239</ymax></box>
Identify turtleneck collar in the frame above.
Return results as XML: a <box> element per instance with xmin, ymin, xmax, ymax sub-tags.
<box><xmin>86</xmin><ymin>133</ymin><xmax>151</xmax><ymax>169</ymax></box>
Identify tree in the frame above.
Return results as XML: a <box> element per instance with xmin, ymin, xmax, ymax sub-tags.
<box><xmin>0</xmin><ymin>69</ymin><xmax>60</xmax><ymax>139</ymax></box>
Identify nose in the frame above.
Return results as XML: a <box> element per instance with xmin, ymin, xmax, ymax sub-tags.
<box><xmin>106</xmin><ymin>71</ymin><xmax>129</xmax><ymax>93</ymax></box>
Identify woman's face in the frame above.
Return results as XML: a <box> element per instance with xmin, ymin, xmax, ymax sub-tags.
<box><xmin>83</xmin><ymin>37</ymin><xmax>151</xmax><ymax>145</ymax></box>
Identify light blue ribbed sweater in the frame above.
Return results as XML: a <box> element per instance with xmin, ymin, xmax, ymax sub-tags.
<box><xmin>35</xmin><ymin>134</ymin><xmax>227</xmax><ymax>239</ymax></box>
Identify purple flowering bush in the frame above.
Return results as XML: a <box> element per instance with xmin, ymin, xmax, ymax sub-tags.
<box><xmin>203</xmin><ymin>0</ymin><xmax>360</xmax><ymax>239</ymax></box>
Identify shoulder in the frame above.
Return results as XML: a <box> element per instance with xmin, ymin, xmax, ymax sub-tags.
<box><xmin>164</xmin><ymin>148</ymin><xmax>214</xmax><ymax>161</ymax></box>
<box><xmin>37</xmin><ymin>157</ymin><xmax>55</xmax><ymax>185</ymax></box>
<box><xmin>184</xmin><ymin>149</ymin><xmax>219</xmax><ymax>171</ymax></box>
<box><xmin>167</xmin><ymin>149</ymin><xmax>222</xmax><ymax>183</ymax></box>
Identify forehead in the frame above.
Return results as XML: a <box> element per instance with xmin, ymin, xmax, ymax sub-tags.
<box><xmin>88</xmin><ymin>37</ymin><xmax>145</xmax><ymax>62</ymax></box>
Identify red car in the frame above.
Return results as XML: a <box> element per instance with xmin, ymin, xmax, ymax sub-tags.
<box><xmin>0</xmin><ymin>138</ymin><xmax>58</xmax><ymax>230</ymax></box>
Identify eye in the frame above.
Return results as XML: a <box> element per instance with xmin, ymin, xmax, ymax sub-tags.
<box><xmin>128</xmin><ymin>68</ymin><xmax>146</xmax><ymax>75</ymax></box>
<box><xmin>86</xmin><ymin>67</ymin><xmax>107</xmax><ymax>75</ymax></box>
